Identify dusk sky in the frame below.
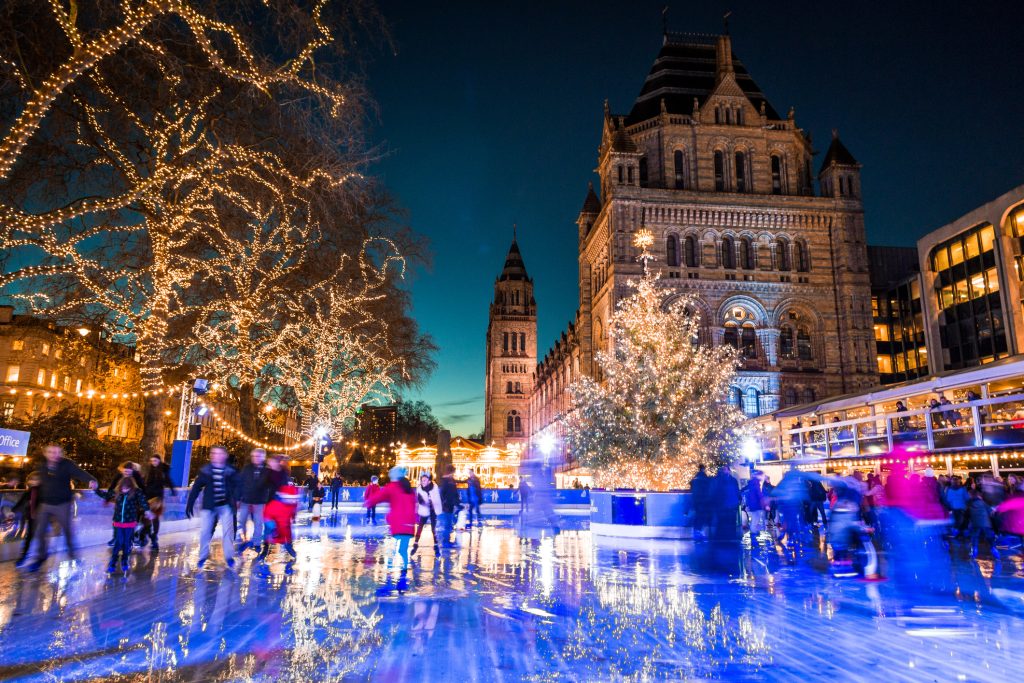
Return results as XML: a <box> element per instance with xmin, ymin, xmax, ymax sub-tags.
<box><xmin>367</xmin><ymin>0</ymin><xmax>1024</xmax><ymax>436</ymax></box>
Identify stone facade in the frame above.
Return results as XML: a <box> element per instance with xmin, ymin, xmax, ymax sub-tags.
<box><xmin>483</xmin><ymin>239</ymin><xmax>537</xmax><ymax>450</ymax></box>
<box><xmin>523</xmin><ymin>33</ymin><xmax>878</xmax><ymax>467</ymax></box>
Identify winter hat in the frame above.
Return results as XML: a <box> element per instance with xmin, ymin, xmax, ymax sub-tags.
<box><xmin>389</xmin><ymin>465</ymin><xmax>407</xmax><ymax>481</ymax></box>
<box><xmin>277</xmin><ymin>485</ymin><xmax>301</xmax><ymax>504</ymax></box>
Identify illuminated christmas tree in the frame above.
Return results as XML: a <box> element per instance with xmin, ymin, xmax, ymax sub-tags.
<box><xmin>564</xmin><ymin>230</ymin><xmax>744</xmax><ymax>491</ymax></box>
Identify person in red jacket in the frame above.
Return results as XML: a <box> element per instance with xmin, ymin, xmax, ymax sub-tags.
<box><xmin>256</xmin><ymin>485</ymin><xmax>300</xmax><ymax>572</ymax></box>
<box><xmin>364</xmin><ymin>466</ymin><xmax>417</xmax><ymax>594</ymax></box>
<box><xmin>364</xmin><ymin>476</ymin><xmax>381</xmax><ymax>524</ymax></box>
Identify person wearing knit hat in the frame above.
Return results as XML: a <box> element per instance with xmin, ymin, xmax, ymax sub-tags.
<box><xmin>256</xmin><ymin>485</ymin><xmax>301</xmax><ymax>573</ymax></box>
<box><xmin>365</xmin><ymin>466</ymin><xmax>417</xmax><ymax>595</ymax></box>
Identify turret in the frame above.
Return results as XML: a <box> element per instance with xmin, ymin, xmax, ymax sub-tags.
<box><xmin>818</xmin><ymin>130</ymin><xmax>861</xmax><ymax>199</ymax></box>
<box><xmin>576</xmin><ymin>182</ymin><xmax>601</xmax><ymax>242</ymax></box>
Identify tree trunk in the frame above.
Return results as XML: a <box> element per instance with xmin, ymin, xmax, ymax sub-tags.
<box><xmin>236</xmin><ymin>383</ymin><xmax>263</xmax><ymax>438</ymax></box>
<box><xmin>141</xmin><ymin>393</ymin><xmax>167</xmax><ymax>458</ymax></box>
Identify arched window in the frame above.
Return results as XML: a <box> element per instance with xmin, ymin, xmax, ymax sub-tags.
<box><xmin>713</xmin><ymin>151</ymin><xmax>725</xmax><ymax>191</ymax></box>
<box><xmin>803</xmin><ymin>387</ymin><xmax>816</xmax><ymax>404</ymax></box>
<box><xmin>723</xmin><ymin>323</ymin><xmax>739</xmax><ymax>349</ymax></box>
<box><xmin>771</xmin><ymin>155</ymin><xmax>783</xmax><ymax>194</ymax></box>
<box><xmin>776</xmin><ymin>237</ymin><xmax>791</xmax><ymax>271</ymax></box>
<box><xmin>784</xmin><ymin>387</ymin><xmax>798</xmax><ymax>406</ymax></box>
<box><xmin>666</xmin><ymin>235</ymin><xmax>680</xmax><ymax>267</ymax></box>
<box><xmin>744</xmin><ymin>387</ymin><xmax>761</xmax><ymax>417</ymax></box>
<box><xmin>741</xmin><ymin>326</ymin><xmax>757</xmax><ymax>359</ymax></box>
<box><xmin>736</xmin><ymin>108</ymin><xmax>745</xmax><ymax>126</ymax></box>
<box><xmin>506</xmin><ymin>410</ymin><xmax>522</xmax><ymax>434</ymax></box>
<box><xmin>721</xmin><ymin>237</ymin><xmax>736</xmax><ymax>269</ymax></box>
<box><xmin>780</xmin><ymin>326</ymin><xmax>795</xmax><ymax>357</ymax></box>
<box><xmin>673</xmin><ymin>150</ymin><xmax>685</xmax><ymax>189</ymax></box>
<box><xmin>734</xmin><ymin>151</ymin><xmax>747</xmax><ymax>193</ymax></box>
<box><xmin>715</xmin><ymin>107</ymin><xmax>722</xmax><ymax>124</ymax></box>
<box><xmin>684</xmin><ymin>236</ymin><xmax>699</xmax><ymax>267</ymax></box>
<box><xmin>739</xmin><ymin>237</ymin><xmax>754</xmax><ymax>270</ymax></box>
<box><xmin>638</xmin><ymin>157</ymin><xmax>648</xmax><ymax>187</ymax></box>
<box><xmin>796</xmin><ymin>241</ymin><xmax>810</xmax><ymax>272</ymax></box>
<box><xmin>506</xmin><ymin>381</ymin><xmax>513</xmax><ymax>394</ymax></box>
<box><xmin>617</xmin><ymin>166</ymin><xmax>624</xmax><ymax>184</ymax></box>
<box><xmin>728</xmin><ymin>386</ymin><xmax>742</xmax><ymax>407</ymax></box>
<box><xmin>797</xmin><ymin>327</ymin><xmax>813</xmax><ymax>360</ymax></box>
<box><xmin>514</xmin><ymin>415</ymin><xmax>522</xmax><ymax>432</ymax></box>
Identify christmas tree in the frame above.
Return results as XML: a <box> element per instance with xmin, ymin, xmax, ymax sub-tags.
<box><xmin>564</xmin><ymin>230</ymin><xmax>744</xmax><ymax>491</ymax></box>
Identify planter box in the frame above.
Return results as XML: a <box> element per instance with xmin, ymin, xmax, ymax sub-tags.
<box><xmin>589</xmin><ymin>490</ymin><xmax>692</xmax><ymax>540</ymax></box>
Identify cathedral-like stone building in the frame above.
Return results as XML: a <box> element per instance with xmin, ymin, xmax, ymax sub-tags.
<box><xmin>486</xmin><ymin>32</ymin><xmax>878</xmax><ymax>467</ymax></box>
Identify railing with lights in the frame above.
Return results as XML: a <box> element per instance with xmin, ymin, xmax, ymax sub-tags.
<box><xmin>757</xmin><ymin>391</ymin><xmax>1024</xmax><ymax>471</ymax></box>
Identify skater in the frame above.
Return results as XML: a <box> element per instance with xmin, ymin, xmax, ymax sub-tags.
<box><xmin>968</xmin><ymin>488</ymin><xmax>1000</xmax><ymax>559</ymax></box>
<box><xmin>412</xmin><ymin>472</ymin><xmax>443</xmax><ymax>553</ymax></box>
<box><xmin>104</xmin><ymin>462</ymin><xmax>144</xmax><ymax>548</ymax></box>
<box><xmin>265</xmin><ymin>454</ymin><xmax>290</xmax><ymax>495</ymax></box>
<box><xmin>185</xmin><ymin>445</ymin><xmax>242</xmax><ymax>569</ymax></box>
<box><xmin>518</xmin><ymin>477</ymin><xmax>531</xmax><ymax>515</ymax></box>
<box><xmin>743</xmin><ymin>470</ymin><xmax>768</xmax><ymax>551</ymax></box>
<box><xmin>364</xmin><ymin>466</ymin><xmax>418</xmax><ymax>595</ymax></box>
<box><xmin>237</xmin><ymin>448</ymin><xmax>271</xmax><ymax>552</ymax></box>
<box><xmin>690</xmin><ymin>464</ymin><xmax>711</xmax><ymax>541</ymax></box>
<box><xmin>303</xmin><ymin>472</ymin><xmax>318</xmax><ymax>511</ymax></box>
<box><xmin>711</xmin><ymin>466</ymin><xmax>741</xmax><ymax>540</ymax></box>
<box><xmin>310</xmin><ymin>479</ymin><xmax>325</xmax><ymax>521</ymax></box>
<box><xmin>20</xmin><ymin>444</ymin><xmax>98</xmax><ymax>572</ymax></box>
<box><xmin>11</xmin><ymin>472</ymin><xmax>41</xmax><ymax>566</ymax></box>
<box><xmin>97</xmin><ymin>475</ymin><xmax>152</xmax><ymax>574</ymax></box>
<box><xmin>330</xmin><ymin>474</ymin><xmax>343</xmax><ymax>510</ymax></box>
<box><xmin>364</xmin><ymin>476</ymin><xmax>381</xmax><ymax>524</ymax></box>
<box><xmin>139</xmin><ymin>455</ymin><xmax>174</xmax><ymax>550</ymax></box>
<box><xmin>465</xmin><ymin>468</ymin><xmax>483</xmax><ymax>528</ymax></box>
<box><xmin>439</xmin><ymin>465</ymin><xmax>460</xmax><ymax>548</ymax></box>
<box><xmin>256</xmin><ymin>484</ymin><xmax>301</xmax><ymax>571</ymax></box>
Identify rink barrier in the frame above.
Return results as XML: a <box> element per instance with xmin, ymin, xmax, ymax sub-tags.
<box><xmin>589</xmin><ymin>490</ymin><xmax>693</xmax><ymax>540</ymax></box>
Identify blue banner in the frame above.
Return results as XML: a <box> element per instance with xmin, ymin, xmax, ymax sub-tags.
<box><xmin>323</xmin><ymin>486</ymin><xmax>591</xmax><ymax>505</ymax></box>
<box><xmin>0</xmin><ymin>428</ymin><xmax>29</xmax><ymax>457</ymax></box>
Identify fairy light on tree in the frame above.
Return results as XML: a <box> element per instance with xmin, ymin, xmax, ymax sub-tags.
<box><xmin>563</xmin><ymin>231</ymin><xmax>745</xmax><ymax>491</ymax></box>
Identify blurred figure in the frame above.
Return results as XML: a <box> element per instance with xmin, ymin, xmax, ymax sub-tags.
<box><xmin>139</xmin><ymin>454</ymin><xmax>174</xmax><ymax>550</ymax></box>
<box><xmin>771</xmin><ymin>467</ymin><xmax>809</xmax><ymax>550</ymax></box>
<box><xmin>237</xmin><ymin>448</ymin><xmax>269</xmax><ymax>552</ymax></box>
<box><xmin>11</xmin><ymin>471</ymin><xmax>40</xmax><ymax>565</ymax></box>
<box><xmin>943</xmin><ymin>475</ymin><xmax>969</xmax><ymax>538</ymax></box>
<box><xmin>518</xmin><ymin>477</ymin><xmax>531</xmax><ymax>515</ymax></box>
<box><xmin>412</xmin><ymin>472</ymin><xmax>442</xmax><ymax>554</ymax></box>
<box><xmin>806</xmin><ymin>476</ymin><xmax>829</xmax><ymax>531</ymax></box>
<box><xmin>438</xmin><ymin>465</ymin><xmax>460</xmax><ymax>548</ymax></box>
<box><xmin>967</xmin><ymin>488</ymin><xmax>1000</xmax><ymax>559</ymax></box>
<box><xmin>465</xmin><ymin>468</ymin><xmax>483</xmax><ymax>528</ymax></box>
<box><xmin>742</xmin><ymin>470</ymin><xmax>768</xmax><ymax>551</ymax></box>
<box><xmin>185</xmin><ymin>445</ymin><xmax>242</xmax><ymax>570</ymax></box>
<box><xmin>711</xmin><ymin>466</ymin><xmax>740</xmax><ymax>541</ymax></box>
<box><xmin>364</xmin><ymin>466</ymin><xmax>417</xmax><ymax>595</ymax></box>
<box><xmin>329</xmin><ymin>473</ymin><xmax>343</xmax><ymax>510</ymax></box>
<box><xmin>364</xmin><ymin>476</ymin><xmax>381</xmax><ymax>524</ymax></box>
<box><xmin>256</xmin><ymin>484</ymin><xmax>300</xmax><ymax>570</ymax></box>
<box><xmin>689</xmin><ymin>464</ymin><xmax>711</xmax><ymax>541</ymax></box>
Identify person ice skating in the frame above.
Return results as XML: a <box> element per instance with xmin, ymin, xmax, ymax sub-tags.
<box><xmin>186</xmin><ymin>445</ymin><xmax>242</xmax><ymax>570</ymax></box>
<box><xmin>412</xmin><ymin>472</ymin><xmax>443</xmax><ymax>554</ymax></box>
<box><xmin>139</xmin><ymin>455</ymin><xmax>174</xmax><ymax>551</ymax></box>
<box><xmin>303</xmin><ymin>472</ymin><xmax>318</xmax><ymax>511</ymax></box>
<box><xmin>104</xmin><ymin>462</ymin><xmax>145</xmax><ymax>548</ymax></box>
<box><xmin>364</xmin><ymin>476</ymin><xmax>381</xmax><ymax>524</ymax></box>
<box><xmin>689</xmin><ymin>464</ymin><xmax>711</xmax><ymax>541</ymax></box>
<box><xmin>330</xmin><ymin>474</ymin><xmax>343</xmax><ymax>510</ymax></box>
<box><xmin>97</xmin><ymin>475</ymin><xmax>152</xmax><ymax>574</ymax></box>
<box><xmin>439</xmin><ymin>465</ymin><xmax>460</xmax><ymax>548</ymax></box>
<box><xmin>465</xmin><ymin>468</ymin><xmax>483</xmax><ymax>528</ymax></box>
<box><xmin>20</xmin><ymin>444</ymin><xmax>98</xmax><ymax>572</ymax></box>
<box><xmin>518</xmin><ymin>477</ymin><xmax>531</xmax><ymax>515</ymax></box>
<box><xmin>256</xmin><ymin>484</ymin><xmax>301</xmax><ymax>572</ymax></box>
<box><xmin>967</xmin><ymin>488</ymin><xmax>1000</xmax><ymax>559</ymax></box>
<box><xmin>11</xmin><ymin>472</ymin><xmax>41</xmax><ymax>566</ymax></box>
<box><xmin>265</xmin><ymin>454</ymin><xmax>290</xmax><ymax>495</ymax></box>
<box><xmin>364</xmin><ymin>466</ymin><xmax>417</xmax><ymax>595</ymax></box>
<box><xmin>711</xmin><ymin>466</ymin><xmax>741</xmax><ymax>540</ymax></box>
<box><xmin>237</xmin><ymin>448</ymin><xmax>271</xmax><ymax>552</ymax></box>
<box><xmin>310</xmin><ymin>479</ymin><xmax>325</xmax><ymax>520</ymax></box>
<box><xmin>743</xmin><ymin>470</ymin><xmax>768</xmax><ymax>551</ymax></box>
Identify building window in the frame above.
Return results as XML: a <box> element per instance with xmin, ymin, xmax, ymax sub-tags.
<box><xmin>721</xmin><ymin>237</ymin><xmax>736</xmax><ymax>269</ymax></box>
<box><xmin>617</xmin><ymin>166</ymin><xmax>623</xmax><ymax>183</ymax></box>
<box><xmin>627</xmin><ymin>166</ymin><xmax>634</xmax><ymax>184</ymax></box>
<box><xmin>506</xmin><ymin>411</ymin><xmax>522</xmax><ymax>434</ymax></box>
<box><xmin>75</xmin><ymin>378</ymin><xmax>82</xmax><ymax>393</ymax></box>
<box><xmin>0</xmin><ymin>398</ymin><xmax>14</xmax><ymax>421</ymax></box>
<box><xmin>40</xmin><ymin>342</ymin><xmax>50</xmax><ymax>356</ymax></box>
<box><xmin>63</xmin><ymin>375</ymin><xmax>70</xmax><ymax>391</ymax></box>
<box><xmin>511</xmin><ymin>333</ymin><xmax>518</xmax><ymax>353</ymax></box>
<box><xmin>638</xmin><ymin>157</ymin><xmax>648</xmax><ymax>187</ymax></box>
<box><xmin>520</xmin><ymin>333</ymin><xmax>526</xmax><ymax>352</ymax></box>
<box><xmin>49</xmin><ymin>373</ymin><xmax>57</xmax><ymax>389</ymax></box>
<box><xmin>36</xmin><ymin>369</ymin><xmax>45</xmax><ymax>386</ymax></box>
<box><xmin>673</xmin><ymin>150</ymin><xmax>685</xmax><ymax>189</ymax></box>
<box><xmin>11</xmin><ymin>340</ymin><xmax>23</xmax><ymax>351</ymax></box>
<box><xmin>736</xmin><ymin>108</ymin><xmax>744</xmax><ymax>126</ymax></box>
<box><xmin>684</xmin><ymin>236</ymin><xmax>699</xmax><ymax>267</ymax></box>
<box><xmin>503</xmin><ymin>333</ymin><xmax>508</xmax><ymax>353</ymax></box>
<box><xmin>743</xmin><ymin>387</ymin><xmax>760</xmax><ymax>417</ymax></box>
<box><xmin>5</xmin><ymin>365</ymin><xmax>19</xmax><ymax>383</ymax></box>
<box><xmin>728</xmin><ymin>386</ymin><xmax>742</xmax><ymax>407</ymax></box>
<box><xmin>776</xmin><ymin>237</ymin><xmax>791</xmax><ymax>271</ymax></box>
<box><xmin>734</xmin><ymin>151</ymin><xmax>747</xmax><ymax>193</ymax></box>
<box><xmin>771</xmin><ymin>155</ymin><xmax>783</xmax><ymax>194</ymax></box>
<box><xmin>713</xmin><ymin>151</ymin><xmax>725</xmax><ymax>191</ymax></box>
<box><xmin>739</xmin><ymin>237</ymin><xmax>754</xmax><ymax>270</ymax></box>
<box><xmin>666</xmin><ymin>235</ymin><xmax>680</xmax><ymax>267</ymax></box>
<box><xmin>797</xmin><ymin>328</ymin><xmax>813</xmax><ymax>360</ymax></box>
<box><xmin>780</xmin><ymin>327</ymin><xmax>794</xmax><ymax>357</ymax></box>
<box><xmin>784</xmin><ymin>387</ymin><xmax>797</xmax><ymax>406</ymax></box>
<box><xmin>741</xmin><ymin>326</ymin><xmax>757</xmax><ymax>359</ymax></box>
<box><xmin>506</xmin><ymin>381</ymin><xmax>513</xmax><ymax>394</ymax></box>
<box><xmin>803</xmin><ymin>388</ymin><xmax>816</xmax><ymax>403</ymax></box>
<box><xmin>796</xmin><ymin>241</ymin><xmax>810</xmax><ymax>272</ymax></box>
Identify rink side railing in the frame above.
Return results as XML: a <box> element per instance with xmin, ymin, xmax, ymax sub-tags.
<box><xmin>760</xmin><ymin>391</ymin><xmax>1024</xmax><ymax>465</ymax></box>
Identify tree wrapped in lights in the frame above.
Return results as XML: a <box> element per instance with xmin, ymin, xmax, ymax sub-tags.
<box><xmin>563</xmin><ymin>231</ymin><xmax>744</xmax><ymax>491</ymax></box>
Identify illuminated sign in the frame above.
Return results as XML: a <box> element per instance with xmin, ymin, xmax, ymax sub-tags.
<box><xmin>0</xmin><ymin>428</ymin><xmax>30</xmax><ymax>456</ymax></box>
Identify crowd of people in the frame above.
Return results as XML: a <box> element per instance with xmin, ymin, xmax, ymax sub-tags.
<box><xmin>691</xmin><ymin>460</ymin><xmax>1024</xmax><ymax>579</ymax></box>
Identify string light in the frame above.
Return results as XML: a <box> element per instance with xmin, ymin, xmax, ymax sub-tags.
<box><xmin>197</xmin><ymin>400</ymin><xmax>314</xmax><ymax>452</ymax></box>
<box><xmin>562</xmin><ymin>232</ymin><xmax>745</xmax><ymax>491</ymax></box>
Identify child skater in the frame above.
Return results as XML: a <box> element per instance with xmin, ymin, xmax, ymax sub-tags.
<box><xmin>364</xmin><ymin>466</ymin><xmax>417</xmax><ymax>595</ymax></box>
<box><xmin>98</xmin><ymin>475</ymin><xmax>152</xmax><ymax>575</ymax></box>
<box><xmin>256</xmin><ymin>484</ymin><xmax>300</xmax><ymax>575</ymax></box>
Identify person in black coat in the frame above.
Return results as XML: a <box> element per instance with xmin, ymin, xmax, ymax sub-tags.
<box><xmin>711</xmin><ymin>466</ymin><xmax>741</xmax><ymax>541</ymax></box>
<box><xmin>690</xmin><ymin>465</ymin><xmax>712</xmax><ymax>540</ymax></box>
<box><xmin>138</xmin><ymin>455</ymin><xmax>175</xmax><ymax>550</ymax></box>
<box><xmin>236</xmin><ymin>448</ymin><xmax>271</xmax><ymax>551</ymax></box>
<box><xmin>97</xmin><ymin>475</ymin><xmax>151</xmax><ymax>573</ymax></box>
<box><xmin>465</xmin><ymin>468</ymin><xmax>483</xmax><ymax>528</ymax></box>
<box><xmin>438</xmin><ymin>465</ymin><xmax>461</xmax><ymax>548</ymax></box>
<box><xmin>186</xmin><ymin>446</ymin><xmax>242</xmax><ymax>569</ymax></box>
<box><xmin>330</xmin><ymin>474</ymin><xmax>344</xmax><ymax>510</ymax></box>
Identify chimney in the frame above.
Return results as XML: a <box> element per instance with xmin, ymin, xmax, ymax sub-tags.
<box><xmin>715</xmin><ymin>35</ymin><xmax>734</xmax><ymax>83</ymax></box>
<box><xmin>0</xmin><ymin>305</ymin><xmax>12</xmax><ymax>324</ymax></box>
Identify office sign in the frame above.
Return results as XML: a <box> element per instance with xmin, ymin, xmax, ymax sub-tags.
<box><xmin>0</xmin><ymin>428</ymin><xmax>30</xmax><ymax>456</ymax></box>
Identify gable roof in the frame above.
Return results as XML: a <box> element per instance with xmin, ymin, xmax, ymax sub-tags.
<box><xmin>626</xmin><ymin>33</ymin><xmax>780</xmax><ymax>126</ymax></box>
<box><xmin>820</xmin><ymin>132</ymin><xmax>859</xmax><ymax>170</ymax></box>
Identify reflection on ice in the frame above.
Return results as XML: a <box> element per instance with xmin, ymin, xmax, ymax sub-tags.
<box><xmin>0</xmin><ymin>515</ymin><xmax>1020</xmax><ymax>681</ymax></box>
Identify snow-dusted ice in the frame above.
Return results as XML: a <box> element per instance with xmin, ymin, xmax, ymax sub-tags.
<box><xmin>0</xmin><ymin>515</ymin><xmax>1022</xmax><ymax>681</ymax></box>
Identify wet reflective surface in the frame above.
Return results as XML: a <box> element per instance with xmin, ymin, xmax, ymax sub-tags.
<box><xmin>0</xmin><ymin>516</ymin><xmax>1023</xmax><ymax>681</ymax></box>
